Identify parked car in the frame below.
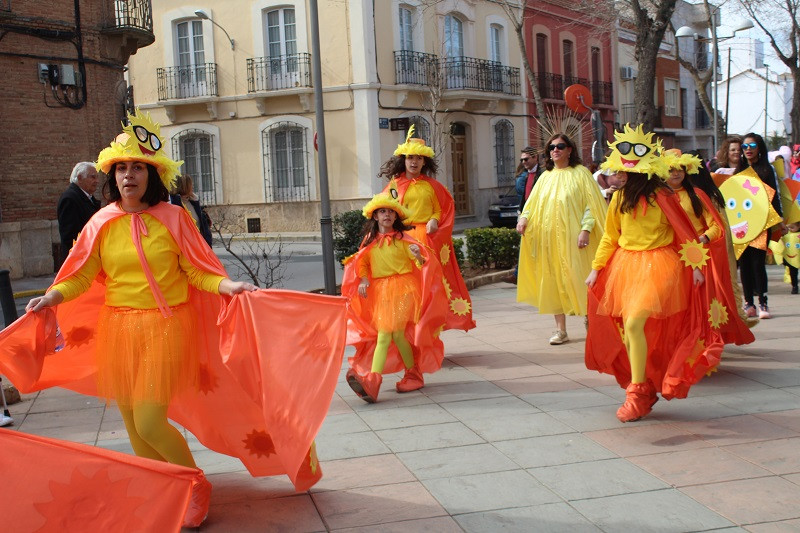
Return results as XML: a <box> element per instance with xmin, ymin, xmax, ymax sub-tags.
<box><xmin>488</xmin><ymin>188</ymin><xmax>521</xmax><ymax>227</ymax></box>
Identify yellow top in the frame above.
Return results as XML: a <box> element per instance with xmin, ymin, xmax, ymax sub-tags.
<box><xmin>592</xmin><ymin>193</ymin><xmax>674</xmax><ymax>270</ymax></box>
<box><xmin>676</xmin><ymin>188</ymin><xmax>721</xmax><ymax>242</ymax></box>
<box><xmin>52</xmin><ymin>214</ymin><xmax>224</xmax><ymax>308</ymax></box>
<box><xmin>358</xmin><ymin>237</ymin><xmax>421</xmax><ymax>279</ymax></box>
<box><xmin>403</xmin><ymin>179</ymin><xmax>441</xmax><ymax>224</ymax></box>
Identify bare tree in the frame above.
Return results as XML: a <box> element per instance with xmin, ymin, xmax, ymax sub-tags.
<box><xmin>739</xmin><ymin>0</ymin><xmax>800</xmax><ymax>143</ymax></box>
<box><xmin>209</xmin><ymin>207</ymin><xmax>291</xmax><ymax>289</ymax></box>
<box><xmin>669</xmin><ymin>0</ymin><xmax>726</xmax><ymax>142</ymax></box>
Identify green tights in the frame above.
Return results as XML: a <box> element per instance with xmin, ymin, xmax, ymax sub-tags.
<box><xmin>119</xmin><ymin>403</ymin><xmax>197</xmax><ymax>468</ymax></box>
<box><xmin>624</xmin><ymin>315</ymin><xmax>649</xmax><ymax>384</ymax></box>
<box><xmin>372</xmin><ymin>330</ymin><xmax>415</xmax><ymax>373</ymax></box>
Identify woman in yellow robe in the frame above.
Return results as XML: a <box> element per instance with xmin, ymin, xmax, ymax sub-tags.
<box><xmin>516</xmin><ymin>133</ymin><xmax>607</xmax><ymax>345</ymax></box>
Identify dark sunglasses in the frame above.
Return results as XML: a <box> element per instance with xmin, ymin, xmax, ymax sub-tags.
<box><xmin>520</xmin><ymin>157</ymin><xmax>531</xmax><ymax>162</ymax></box>
<box><xmin>742</xmin><ymin>142</ymin><xmax>758</xmax><ymax>150</ymax></box>
<box><xmin>548</xmin><ymin>142</ymin><xmax>568</xmax><ymax>151</ymax></box>
<box><xmin>616</xmin><ymin>141</ymin><xmax>650</xmax><ymax>157</ymax></box>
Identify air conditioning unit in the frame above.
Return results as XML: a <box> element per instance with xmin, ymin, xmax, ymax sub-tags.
<box><xmin>620</xmin><ymin>66</ymin><xmax>637</xmax><ymax>80</ymax></box>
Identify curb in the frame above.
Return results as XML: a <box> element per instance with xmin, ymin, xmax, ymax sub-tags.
<box><xmin>13</xmin><ymin>289</ymin><xmax>46</xmax><ymax>299</ymax></box>
<box><xmin>465</xmin><ymin>269</ymin><xmax>515</xmax><ymax>290</ymax></box>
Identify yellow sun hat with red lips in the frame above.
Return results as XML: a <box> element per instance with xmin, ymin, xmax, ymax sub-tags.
<box><xmin>393</xmin><ymin>124</ymin><xmax>435</xmax><ymax>158</ymax></box>
<box><xmin>362</xmin><ymin>192</ymin><xmax>409</xmax><ymax>220</ymax></box>
<box><xmin>662</xmin><ymin>148</ymin><xmax>702</xmax><ymax>175</ymax></box>
<box><xmin>601</xmin><ymin>123</ymin><xmax>669</xmax><ymax>179</ymax></box>
<box><xmin>96</xmin><ymin>109</ymin><xmax>183</xmax><ymax>190</ymax></box>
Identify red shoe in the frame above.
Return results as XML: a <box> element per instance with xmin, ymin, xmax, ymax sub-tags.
<box><xmin>396</xmin><ymin>365</ymin><xmax>424</xmax><ymax>393</ymax></box>
<box><xmin>346</xmin><ymin>369</ymin><xmax>382</xmax><ymax>403</ymax></box>
<box><xmin>183</xmin><ymin>470</ymin><xmax>212</xmax><ymax>528</ymax></box>
<box><xmin>616</xmin><ymin>381</ymin><xmax>658</xmax><ymax>422</ymax></box>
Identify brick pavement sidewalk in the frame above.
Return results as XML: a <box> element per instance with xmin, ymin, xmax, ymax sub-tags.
<box><xmin>3</xmin><ymin>265</ymin><xmax>800</xmax><ymax>531</ymax></box>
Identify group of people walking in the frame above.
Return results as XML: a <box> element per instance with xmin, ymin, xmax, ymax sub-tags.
<box><xmin>0</xmin><ymin>108</ymin><xmax>793</xmax><ymax>527</ymax></box>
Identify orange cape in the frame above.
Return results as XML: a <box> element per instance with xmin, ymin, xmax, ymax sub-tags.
<box><xmin>342</xmin><ymin>232</ymin><xmax>448</xmax><ymax>375</ymax></box>
<box><xmin>585</xmin><ymin>189</ymin><xmax>754</xmax><ymax>399</ymax></box>
<box><xmin>0</xmin><ymin>202</ymin><xmax>347</xmax><ymax>491</ymax></box>
<box><xmin>385</xmin><ymin>174</ymin><xmax>476</xmax><ymax>331</ymax></box>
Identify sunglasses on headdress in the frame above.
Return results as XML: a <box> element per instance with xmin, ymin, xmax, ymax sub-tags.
<box><xmin>615</xmin><ymin>141</ymin><xmax>650</xmax><ymax>157</ymax></box>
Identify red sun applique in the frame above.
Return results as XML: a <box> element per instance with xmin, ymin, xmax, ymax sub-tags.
<box><xmin>65</xmin><ymin>326</ymin><xmax>93</xmax><ymax>348</ymax></box>
<box><xmin>197</xmin><ymin>363</ymin><xmax>219</xmax><ymax>394</ymax></box>
<box><xmin>33</xmin><ymin>468</ymin><xmax>146</xmax><ymax>532</ymax></box>
<box><xmin>243</xmin><ymin>429</ymin><xmax>276</xmax><ymax>458</ymax></box>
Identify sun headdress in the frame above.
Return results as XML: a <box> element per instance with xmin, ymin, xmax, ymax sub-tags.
<box><xmin>96</xmin><ymin>109</ymin><xmax>183</xmax><ymax>190</ymax></box>
<box><xmin>601</xmin><ymin>124</ymin><xmax>669</xmax><ymax>179</ymax></box>
<box><xmin>393</xmin><ymin>125</ymin><xmax>435</xmax><ymax>158</ymax></box>
<box><xmin>662</xmin><ymin>148</ymin><xmax>702</xmax><ymax>175</ymax></box>
<box><xmin>362</xmin><ymin>192</ymin><xmax>409</xmax><ymax>220</ymax></box>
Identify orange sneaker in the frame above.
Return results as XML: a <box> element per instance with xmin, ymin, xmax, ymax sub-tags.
<box><xmin>396</xmin><ymin>365</ymin><xmax>424</xmax><ymax>393</ymax></box>
<box><xmin>183</xmin><ymin>470</ymin><xmax>212</xmax><ymax>528</ymax></box>
<box><xmin>346</xmin><ymin>369</ymin><xmax>382</xmax><ymax>403</ymax></box>
<box><xmin>616</xmin><ymin>381</ymin><xmax>658</xmax><ymax>422</ymax></box>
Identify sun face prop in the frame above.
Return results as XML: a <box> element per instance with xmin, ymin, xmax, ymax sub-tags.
<box><xmin>769</xmin><ymin>233</ymin><xmax>800</xmax><ymax>269</ymax></box>
<box><xmin>719</xmin><ymin>167</ymin><xmax>782</xmax><ymax>258</ymax></box>
<box><xmin>708</xmin><ymin>298</ymin><xmax>729</xmax><ymax>329</ymax></box>
<box><xmin>679</xmin><ymin>240</ymin><xmax>710</xmax><ymax>269</ymax></box>
<box><xmin>779</xmin><ymin>178</ymin><xmax>800</xmax><ymax>224</ymax></box>
<box><xmin>601</xmin><ymin>124</ymin><xmax>669</xmax><ymax>178</ymax></box>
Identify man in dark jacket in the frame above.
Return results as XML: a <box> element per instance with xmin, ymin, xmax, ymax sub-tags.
<box><xmin>515</xmin><ymin>146</ymin><xmax>542</xmax><ymax>211</ymax></box>
<box><xmin>57</xmin><ymin>162</ymin><xmax>101</xmax><ymax>263</ymax></box>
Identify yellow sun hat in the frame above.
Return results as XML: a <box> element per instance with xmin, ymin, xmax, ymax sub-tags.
<box><xmin>362</xmin><ymin>192</ymin><xmax>409</xmax><ymax>220</ymax></box>
<box><xmin>393</xmin><ymin>124</ymin><xmax>435</xmax><ymax>158</ymax></box>
<box><xmin>662</xmin><ymin>148</ymin><xmax>702</xmax><ymax>175</ymax></box>
<box><xmin>601</xmin><ymin>123</ymin><xmax>669</xmax><ymax>179</ymax></box>
<box><xmin>96</xmin><ymin>109</ymin><xmax>183</xmax><ymax>190</ymax></box>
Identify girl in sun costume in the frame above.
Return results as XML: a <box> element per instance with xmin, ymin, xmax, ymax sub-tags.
<box><xmin>342</xmin><ymin>193</ymin><xmax>447</xmax><ymax>402</ymax></box>
<box><xmin>585</xmin><ymin>125</ymin><xmax>752</xmax><ymax>422</ymax></box>
<box><xmin>4</xmin><ymin>110</ymin><xmax>348</xmax><ymax>528</ymax></box>
<box><xmin>380</xmin><ymin>127</ymin><xmax>475</xmax><ymax>334</ymax></box>
<box><xmin>516</xmin><ymin>133</ymin><xmax>607</xmax><ymax>345</ymax></box>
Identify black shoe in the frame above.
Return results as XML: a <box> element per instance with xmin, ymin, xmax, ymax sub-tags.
<box><xmin>792</xmin><ymin>286</ymin><xmax>798</xmax><ymax>294</ymax></box>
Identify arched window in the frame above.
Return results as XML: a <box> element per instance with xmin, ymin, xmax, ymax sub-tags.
<box><xmin>494</xmin><ymin>120</ymin><xmax>515</xmax><ymax>186</ymax></box>
<box><xmin>399</xmin><ymin>6</ymin><xmax>414</xmax><ymax>51</ymax></box>
<box><xmin>172</xmin><ymin>129</ymin><xmax>217</xmax><ymax>205</ymax></box>
<box><xmin>262</xmin><ymin>121</ymin><xmax>311</xmax><ymax>202</ymax></box>
<box><xmin>444</xmin><ymin>15</ymin><xmax>463</xmax><ymax>58</ymax></box>
<box><xmin>407</xmin><ymin>116</ymin><xmax>430</xmax><ymax>144</ymax></box>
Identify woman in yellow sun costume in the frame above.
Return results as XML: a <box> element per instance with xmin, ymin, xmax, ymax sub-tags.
<box><xmin>585</xmin><ymin>124</ymin><xmax>731</xmax><ymax>422</ymax></box>
<box><xmin>515</xmin><ymin>133</ymin><xmax>607</xmax><ymax>345</ymax></box>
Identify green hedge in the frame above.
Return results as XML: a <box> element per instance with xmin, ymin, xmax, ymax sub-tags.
<box><xmin>464</xmin><ymin>227</ymin><xmax>520</xmax><ymax>269</ymax></box>
<box><xmin>333</xmin><ymin>210</ymin><xmax>366</xmax><ymax>267</ymax></box>
<box><xmin>452</xmin><ymin>237</ymin><xmax>465</xmax><ymax>269</ymax></box>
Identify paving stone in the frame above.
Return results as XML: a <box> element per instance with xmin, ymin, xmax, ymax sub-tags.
<box><xmin>681</xmin><ymin>477</ymin><xmax>800</xmax><ymax>524</ymax></box>
<box><xmin>628</xmin><ymin>446</ymin><xmax>772</xmax><ymax>486</ymax></box>
<box><xmin>454</xmin><ymin>502</ymin><xmax>602</xmax><ymax>533</ymax></box>
<box><xmin>397</xmin><ymin>443</ymin><xmax>518</xmax><ymax>480</ymax></box>
<box><xmin>203</xmin><ymin>494</ymin><xmax>325</xmax><ymax>533</ymax></box>
<box><xmin>376</xmin><ymin>421</ymin><xmax>484</xmax><ymax>453</ymax></box>
<box><xmin>530</xmin><ymin>458</ymin><xmax>669</xmax><ymax>500</ymax></box>
<box><xmin>493</xmin><ymin>433</ymin><xmax>617</xmax><ymax>468</ymax></box>
<box><xmin>315</xmin><ymin>430</ymin><xmax>390</xmax><ymax>461</ymax></box>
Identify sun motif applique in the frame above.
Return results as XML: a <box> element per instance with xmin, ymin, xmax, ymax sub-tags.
<box><xmin>450</xmin><ymin>297</ymin><xmax>471</xmax><ymax>316</ymax></box>
<box><xmin>33</xmin><ymin>468</ymin><xmax>147</xmax><ymax>532</ymax></box>
<box><xmin>685</xmin><ymin>338</ymin><xmax>705</xmax><ymax>366</ymax></box>
<box><xmin>708</xmin><ymin>298</ymin><xmax>729</xmax><ymax>329</ymax></box>
<box><xmin>308</xmin><ymin>442</ymin><xmax>319</xmax><ymax>475</ymax></box>
<box><xmin>442</xmin><ymin>276</ymin><xmax>452</xmax><ymax>299</ymax></box>
<box><xmin>197</xmin><ymin>363</ymin><xmax>219</xmax><ymax>394</ymax></box>
<box><xmin>439</xmin><ymin>243</ymin><xmax>451</xmax><ymax>265</ymax></box>
<box><xmin>679</xmin><ymin>240</ymin><xmax>710</xmax><ymax>269</ymax></box>
<box><xmin>65</xmin><ymin>326</ymin><xmax>93</xmax><ymax>348</ymax></box>
<box><xmin>616</xmin><ymin>322</ymin><xmax>626</xmax><ymax>345</ymax></box>
<box><xmin>433</xmin><ymin>325</ymin><xmax>444</xmax><ymax>337</ymax></box>
<box><xmin>242</xmin><ymin>429</ymin><xmax>276</xmax><ymax>458</ymax></box>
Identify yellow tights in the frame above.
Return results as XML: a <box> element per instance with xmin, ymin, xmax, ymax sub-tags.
<box><xmin>372</xmin><ymin>330</ymin><xmax>415</xmax><ymax>373</ymax></box>
<box><xmin>624</xmin><ymin>315</ymin><xmax>649</xmax><ymax>384</ymax></box>
<box><xmin>119</xmin><ymin>403</ymin><xmax>197</xmax><ymax>468</ymax></box>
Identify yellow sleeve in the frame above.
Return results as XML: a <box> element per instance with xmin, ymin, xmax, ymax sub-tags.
<box><xmin>357</xmin><ymin>248</ymin><xmax>371</xmax><ymax>278</ymax></box>
<box><xmin>50</xmin><ymin>240</ymin><xmax>102</xmax><ymax>303</ymax></box>
<box><xmin>179</xmin><ymin>254</ymin><xmax>225</xmax><ymax>294</ymax></box>
<box><xmin>430</xmin><ymin>190</ymin><xmax>441</xmax><ymax>222</ymax></box>
<box><xmin>520</xmin><ymin>187</ymin><xmax>535</xmax><ymax>219</ymax></box>
<box><xmin>702</xmin><ymin>209</ymin><xmax>721</xmax><ymax>242</ymax></box>
<box><xmin>592</xmin><ymin>195</ymin><xmax>622</xmax><ymax>270</ymax></box>
<box><xmin>580</xmin><ymin>207</ymin><xmax>595</xmax><ymax>232</ymax></box>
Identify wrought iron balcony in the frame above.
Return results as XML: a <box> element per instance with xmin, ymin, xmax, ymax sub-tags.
<box><xmin>533</xmin><ymin>72</ymin><xmax>564</xmax><ymax>99</ymax></box>
<box><xmin>247</xmin><ymin>53</ymin><xmax>312</xmax><ymax>92</ymax></box>
<box><xmin>113</xmin><ymin>0</ymin><xmax>153</xmax><ymax>33</ymax></box>
<box><xmin>101</xmin><ymin>0</ymin><xmax>155</xmax><ymax>58</ymax></box>
<box><xmin>590</xmin><ymin>81</ymin><xmax>614</xmax><ymax>105</ymax></box>
<box><xmin>157</xmin><ymin>63</ymin><xmax>218</xmax><ymax>101</ymax></box>
<box><xmin>394</xmin><ymin>51</ymin><xmax>520</xmax><ymax>95</ymax></box>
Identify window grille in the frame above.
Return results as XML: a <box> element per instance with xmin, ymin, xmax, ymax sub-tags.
<box><xmin>262</xmin><ymin>121</ymin><xmax>311</xmax><ymax>202</ymax></box>
<box><xmin>494</xmin><ymin>120</ymin><xmax>515</xmax><ymax>186</ymax></box>
<box><xmin>171</xmin><ymin>129</ymin><xmax>218</xmax><ymax>205</ymax></box>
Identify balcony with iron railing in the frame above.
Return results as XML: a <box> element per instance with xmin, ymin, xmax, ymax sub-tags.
<box><xmin>101</xmin><ymin>0</ymin><xmax>155</xmax><ymax>60</ymax></box>
<box><xmin>247</xmin><ymin>53</ymin><xmax>312</xmax><ymax>92</ymax></box>
<box><xmin>590</xmin><ymin>81</ymin><xmax>614</xmax><ymax>105</ymax></box>
<box><xmin>394</xmin><ymin>50</ymin><xmax>520</xmax><ymax>96</ymax></box>
<box><xmin>157</xmin><ymin>63</ymin><xmax>218</xmax><ymax>101</ymax></box>
<box><xmin>533</xmin><ymin>72</ymin><xmax>564</xmax><ymax>99</ymax></box>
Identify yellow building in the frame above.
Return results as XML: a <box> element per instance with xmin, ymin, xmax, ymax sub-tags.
<box><xmin>127</xmin><ymin>0</ymin><xmax>528</xmax><ymax>232</ymax></box>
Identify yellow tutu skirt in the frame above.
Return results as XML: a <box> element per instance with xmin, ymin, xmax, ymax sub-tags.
<box><xmin>95</xmin><ymin>303</ymin><xmax>198</xmax><ymax>407</ymax></box>
<box><xmin>597</xmin><ymin>246</ymin><xmax>687</xmax><ymax>318</ymax></box>
<box><xmin>369</xmin><ymin>272</ymin><xmax>421</xmax><ymax>331</ymax></box>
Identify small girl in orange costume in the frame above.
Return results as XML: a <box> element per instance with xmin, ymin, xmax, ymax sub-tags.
<box><xmin>342</xmin><ymin>193</ymin><xmax>446</xmax><ymax>402</ymax></box>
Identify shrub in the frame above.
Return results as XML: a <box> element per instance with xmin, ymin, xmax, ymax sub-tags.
<box><xmin>452</xmin><ymin>237</ymin><xmax>465</xmax><ymax>269</ymax></box>
<box><xmin>464</xmin><ymin>227</ymin><xmax>520</xmax><ymax>269</ymax></box>
<box><xmin>333</xmin><ymin>209</ymin><xmax>366</xmax><ymax>267</ymax></box>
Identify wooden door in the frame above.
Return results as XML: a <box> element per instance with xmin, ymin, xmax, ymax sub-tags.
<box><xmin>450</xmin><ymin>130</ymin><xmax>470</xmax><ymax>214</ymax></box>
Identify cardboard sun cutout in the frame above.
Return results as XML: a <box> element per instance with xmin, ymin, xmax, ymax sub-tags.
<box><xmin>769</xmin><ymin>232</ymin><xmax>800</xmax><ymax>269</ymax></box>
<box><xmin>779</xmin><ymin>177</ymin><xmax>800</xmax><ymax>225</ymax></box>
<box><xmin>718</xmin><ymin>167</ymin><xmax>782</xmax><ymax>259</ymax></box>
<box><xmin>601</xmin><ymin>124</ymin><xmax>669</xmax><ymax>178</ymax></box>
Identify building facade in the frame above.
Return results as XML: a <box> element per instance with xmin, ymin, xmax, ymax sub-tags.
<box><xmin>125</xmin><ymin>0</ymin><xmax>529</xmax><ymax>233</ymax></box>
<box><xmin>0</xmin><ymin>0</ymin><xmax>154</xmax><ymax>278</ymax></box>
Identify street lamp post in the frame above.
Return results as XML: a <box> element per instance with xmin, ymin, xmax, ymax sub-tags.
<box><xmin>194</xmin><ymin>10</ymin><xmax>235</xmax><ymax>50</ymax></box>
<box><xmin>764</xmin><ymin>63</ymin><xmax>770</xmax><ymax>140</ymax></box>
<box><xmin>676</xmin><ymin>16</ymin><xmax>753</xmax><ymax>155</ymax></box>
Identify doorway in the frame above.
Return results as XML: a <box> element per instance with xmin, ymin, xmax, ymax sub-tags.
<box><xmin>450</xmin><ymin>123</ymin><xmax>470</xmax><ymax>215</ymax></box>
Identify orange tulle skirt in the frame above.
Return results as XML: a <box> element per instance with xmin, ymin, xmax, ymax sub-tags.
<box><xmin>407</xmin><ymin>224</ymin><xmax>429</xmax><ymax>246</ymax></box>
<box><xmin>369</xmin><ymin>272</ymin><xmax>421</xmax><ymax>331</ymax></box>
<box><xmin>95</xmin><ymin>303</ymin><xmax>198</xmax><ymax>408</ymax></box>
<box><xmin>597</xmin><ymin>246</ymin><xmax>687</xmax><ymax>318</ymax></box>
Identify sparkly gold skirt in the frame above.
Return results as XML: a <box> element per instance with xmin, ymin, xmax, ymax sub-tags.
<box><xmin>369</xmin><ymin>272</ymin><xmax>421</xmax><ymax>331</ymax></box>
